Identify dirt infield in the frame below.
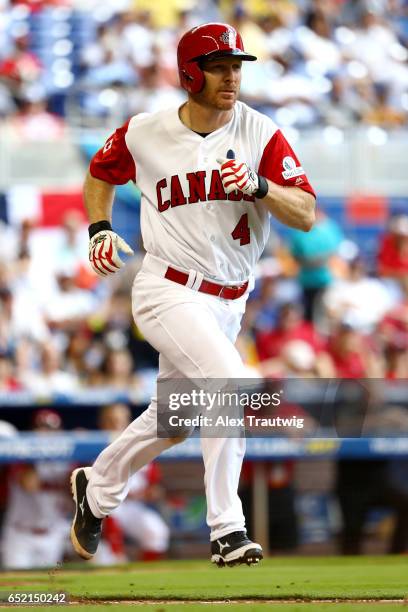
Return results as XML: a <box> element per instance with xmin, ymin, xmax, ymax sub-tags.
<box><xmin>0</xmin><ymin>597</ymin><xmax>407</xmax><ymax>612</ymax></box>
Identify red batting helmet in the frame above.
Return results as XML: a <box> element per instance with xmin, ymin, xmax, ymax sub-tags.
<box><xmin>177</xmin><ymin>23</ymin><xmax>257</xmax><ymax>94</ymax></box>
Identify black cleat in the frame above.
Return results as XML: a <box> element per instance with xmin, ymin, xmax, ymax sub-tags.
<box><xmin>211</xmin><ymin>531</ymin><xmax>263</xmax><ymax>567</ymax></box>
<box><xmin>70</xmin><ymin>467</ymin><xmax>103</xmax><ymax>560</ymax></box>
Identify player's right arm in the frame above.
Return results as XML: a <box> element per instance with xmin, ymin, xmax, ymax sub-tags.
<box><xmin>85</xmin><ymin>120</ymin><xmax>136</xmax><ymax>276</ymax></box>
<box><xmin>83</xmin><ymin>172</ymin><xmax>115</xmax><ymax>224</ymax></box>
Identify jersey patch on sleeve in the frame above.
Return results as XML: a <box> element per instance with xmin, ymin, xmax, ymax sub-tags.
<box><xmin>89</xmin><ymin>119</ymin><xmax>136</xmax><ymax>185</ymax></box>
<box><xmin>281</xmin><ymin>156</ymin><xmax>305</xmax><ymax>180</ymax></box>
<box><xmin>258</xmin><ymin>130</ymin><xmax>315</xmax><ymax>198</ymax></box>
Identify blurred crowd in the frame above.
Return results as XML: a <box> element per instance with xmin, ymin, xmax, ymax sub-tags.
<box><xmin>0</xmin><ymin>211</ymin><xmax>159</xmax><ymax>401</ymax></box>
<box><xmin>240</xmin><ymin>210</ymin><xmax>408</xmax><ymax>381</ymax></box>
<box><xmin>0</xmin><ymin>0</ymin><xmax>408</xmax><ymax>128</ymax></box>
<box><xmin>0</xmin><ymin>207</ymin><xmax>407</xmax><ymax>399</ymax></box>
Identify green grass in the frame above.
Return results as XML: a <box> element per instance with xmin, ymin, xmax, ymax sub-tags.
<box><xmin>0</xmin><ymin>556</ymin><xmax>407</xmax><ymax>608</ymax></box>
<box><xmin>3</xmin><ymin>606</ymin><xmax>407</xmax><ymax>612</ymax></box>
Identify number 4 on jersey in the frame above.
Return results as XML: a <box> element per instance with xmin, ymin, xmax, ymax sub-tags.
<box><xmin>231</xmin><ymin>213</ymin><xmax>250</xmax><ymax>246</ymax></box>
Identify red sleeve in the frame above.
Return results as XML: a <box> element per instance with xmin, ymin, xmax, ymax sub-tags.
<box><xmin>258</xmin><ymin>129</ymin><xmax>316</xmax><ymax>198</ymax></box>
<box><xmin>89</xmin><ymin>119</ymin><xmax>136</xmax><ymax>185</ymax></box>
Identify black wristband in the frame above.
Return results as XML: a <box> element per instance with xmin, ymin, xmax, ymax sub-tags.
<box><xmin>254</xmin><ymin>175</ymin><xmax>269</xmax><ymax>199</ymax></box>
<box><xmin>88</xmin><ymin>220</ymin><xmax>112</xmax><ymax>239</ymax></box>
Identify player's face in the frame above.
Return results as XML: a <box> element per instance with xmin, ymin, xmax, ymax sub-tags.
<box><xmin>198</xmin><ymin>57</ymin><xmax>242</xmax><ymax>111</ymax></box>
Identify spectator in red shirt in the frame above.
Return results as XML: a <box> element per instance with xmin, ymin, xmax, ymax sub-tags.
<box><xmin>256</xmin><ymin>302</ymin><xmax>325</xmax><ymax>362</ymax></box>
<box><xmin>262</xmin><ymin>339</ymin><xmax>335</xmax><ymax>378</ymax></box>
<box><xmin>379</xmin><ymin>275</ymin><xmax>408</xmax><ymax>378</ymax></box>
<box><xmin>378</xmin><ymin>215</ymin><xmax>408</xmax><ymax>279</ymax></box>
<box><xmin>382</xmin><ymin>335</ymin><xmax>408</xmax><ymax>380</ymax></box>
<box><xmin>326</xmin><ymin>322</ymin><xmax>383</xmax><ymax>378</ymax></box>
<box><xmin>0</xmin><ymin>35</ymin><xmax>43</xmax><ymax>100</ymax></box>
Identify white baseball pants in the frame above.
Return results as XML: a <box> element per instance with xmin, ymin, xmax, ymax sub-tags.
<box><xmin>87</xmin><ymin>254</ymin><xmax>251</xmax><ymax>540</ymax></box>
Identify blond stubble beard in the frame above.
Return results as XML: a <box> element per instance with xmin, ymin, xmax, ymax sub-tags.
<box><xmin>191</xmin><ymin>90</ymin><xmax>238</xmax><ymax>112</ymax></box>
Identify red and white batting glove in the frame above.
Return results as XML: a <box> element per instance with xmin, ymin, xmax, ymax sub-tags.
<box><xmin>217</xmin><ymin>157</ymin><xmax>260</xmax><ymax>196</ymax></box>
<box><xmin>89</xmin><ymin>228</ymin><xmax>134</xmax><ymax>277</ymax></box>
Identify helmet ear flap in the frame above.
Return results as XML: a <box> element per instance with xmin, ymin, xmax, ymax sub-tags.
<box><xmin>181</xmin><ymin>61</ymin><xmax>205</xmax><ymax>94</ymax></box>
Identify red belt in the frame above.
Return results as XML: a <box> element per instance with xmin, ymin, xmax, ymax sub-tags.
<box><xmin>164</xmin><ymin>267</ymin><xmax>248</xmax><ymax>300</ymax></box>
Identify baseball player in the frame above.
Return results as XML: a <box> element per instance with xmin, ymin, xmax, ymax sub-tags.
<box><xmin>2</xmin><ymin>410</ymin><xmax>71</xmax><ymax>569</ymax></box>
<box><xmin>71</xmin><ymin>22</ymin><xmax>315</xmax><ymax>567</ymax></box>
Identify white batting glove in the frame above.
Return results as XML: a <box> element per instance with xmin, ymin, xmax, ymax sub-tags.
<box><xmin>217</xmin><ymin>157</ymin><xmax>260</xmax><ymax>195</ymax></box>
<box><xmin>89</xmin><ymin>230</ymin><xmax>134</xmax><ymax>277</ymax></box>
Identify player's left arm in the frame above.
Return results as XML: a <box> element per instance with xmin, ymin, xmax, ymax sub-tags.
<box><xmin>218</xmin><ymin>156</ymin><xmax>315</xmax><ymax>232</ymax></box>
<box><xmin>217</xmin><ymin>128</ymin><xmax>316</xmax><ymax>232</ymax></box>
<box><xmin>259</xmin><ymin>182</ymin><xmax>315</xmax><ymax>232</ymax></box>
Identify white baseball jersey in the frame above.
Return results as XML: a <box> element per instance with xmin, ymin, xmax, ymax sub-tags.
<box><xmin>90</xmin><ymin>101</ymin><xmax>315</xmax><ymax>284</ymax></box>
